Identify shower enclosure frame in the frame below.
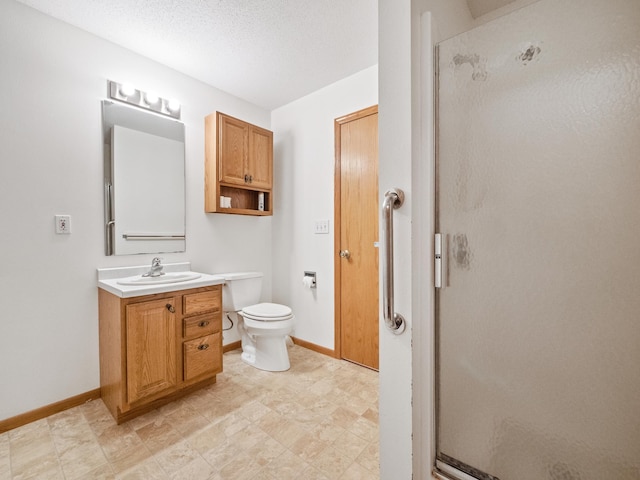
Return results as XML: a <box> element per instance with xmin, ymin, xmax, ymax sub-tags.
<box><xmin>430</xmin><ymin>1</ymin><xmax>640</xmax><ymax>479</ymax></box>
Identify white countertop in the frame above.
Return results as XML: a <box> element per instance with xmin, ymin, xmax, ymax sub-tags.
<box><xmin>97</xmin><ymin>262</ymin><xmax>224</xmax><ymax>298</ymax></box>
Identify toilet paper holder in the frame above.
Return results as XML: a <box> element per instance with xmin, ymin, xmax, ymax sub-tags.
<box><xmin>303</xmin><ymin>271</ymin><xmax>317</xmax><ymax>288</ymax></box>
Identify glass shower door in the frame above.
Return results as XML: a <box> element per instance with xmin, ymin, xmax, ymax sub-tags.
<box><xmin>435</xmin><ymin>1</ymin><xmax>640</xmax><ymax>479</ymax></box>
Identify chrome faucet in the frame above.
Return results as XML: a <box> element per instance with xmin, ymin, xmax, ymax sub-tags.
<box><xmin>143</xmin><ymin>257</ymin><xmax>165</xmax><ymax>277</ymax></box>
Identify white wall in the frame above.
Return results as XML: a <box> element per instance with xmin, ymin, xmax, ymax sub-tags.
<box><xmin>0</xmin><ymin>0</ymin><xmax>272</xmax><ymax>420</ymax></box>
<box><xmin>270</xmin><ymin>66</ymin><xmax>378</xmax><ymax>350</ymax></box>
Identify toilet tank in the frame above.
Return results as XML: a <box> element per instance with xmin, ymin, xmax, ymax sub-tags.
<box><xmin>220</xmin><ymin>272</ymin><xmax>263</xmax><ymax>312</ymax></box>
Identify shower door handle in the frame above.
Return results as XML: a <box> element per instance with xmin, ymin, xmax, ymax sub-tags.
<box><xmin>382</xmin><ymin>188</ymin><xmax>406</xmax><ymax>334</ymax></box>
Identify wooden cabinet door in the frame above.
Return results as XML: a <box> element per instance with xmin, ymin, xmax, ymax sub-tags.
<box><xmin>248</xmin><ymin>125</ymin><xmax>273</xmax><ymax>189</ymax></box>
<box><xmin>218</xmin><ymin>113</ymin><xmax>248</xmax><ymax>186</ymax></box>
<box><xmin>125</xmin><ymin>297</ymin><xmax>177</xmax><ymax>404</ymax></box>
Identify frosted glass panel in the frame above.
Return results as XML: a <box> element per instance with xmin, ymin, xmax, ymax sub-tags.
<box><xmin>436</xmin><ymin>0</ymin><xmax>640</xmax><ymax>479</ymax></box>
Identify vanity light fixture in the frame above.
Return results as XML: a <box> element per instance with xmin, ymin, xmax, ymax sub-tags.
<box><xmin>108</xmin><ymin>80</ymin><xmax>181</xmax><ymax>119</ymax></box>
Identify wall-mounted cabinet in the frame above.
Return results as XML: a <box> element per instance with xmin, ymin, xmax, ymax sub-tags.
<box><xmin>205</xmin><ymin>111</ymin><xmax>273</xmax><ymax>215</ymax></box>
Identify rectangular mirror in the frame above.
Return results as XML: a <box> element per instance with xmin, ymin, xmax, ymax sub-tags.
<box><xmin>102</xmin><ymin>100</ymin><xmax>186</xmax><ymax>255</ymax></box>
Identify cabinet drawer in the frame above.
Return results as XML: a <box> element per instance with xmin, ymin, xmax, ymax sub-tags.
<box><xmin>183</xmin><ymin>289</ymin><xmax>220</xmax><ymax>316</ymax></box>
<box><xmin>183</xmin><ymin>314</ymin><xmax>219</xmax><ymax>340</ymax></box>
<box><xmin>183</xmin><ymin>333</ymin><xmax>221</xmax><ymax>381</ymax></box>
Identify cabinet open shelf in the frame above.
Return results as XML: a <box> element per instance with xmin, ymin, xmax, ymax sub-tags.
<box><xmin>218</xmin><ymin>185</ymin><xmax>271</xmax><ymax>215</ymax></box>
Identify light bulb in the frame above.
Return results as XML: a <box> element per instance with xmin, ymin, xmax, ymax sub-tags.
<box><xmin>166</xmin><ymin>99</ymin><xmax>181</xmax><ymax>113</ymax></box>
<box><xmin>144</xmin><ymin>91</ymin><xmax>160</xmax><ymax>106</ymax></box>
<box><xmin>119</xmin><ymin>83</ymin><xmax>136</xmax><ymax>97</ymax></box>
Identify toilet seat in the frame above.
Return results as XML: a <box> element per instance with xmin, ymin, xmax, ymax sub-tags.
<box><xmin>241</xmin><ymin>302</ymin><xmax>293</xmax><ymax>322</ymax></box>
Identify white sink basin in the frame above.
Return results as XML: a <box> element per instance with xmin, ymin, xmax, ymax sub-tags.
<box><xmin>117</xmin><ymin>272</ymin><xmax>201</xmax><ymax>286</ymax></box>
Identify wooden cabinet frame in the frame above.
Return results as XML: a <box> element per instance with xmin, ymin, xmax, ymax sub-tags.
<box><xmin>205</xmin><ymin>111</ymin><xmax>273</xmax><ymax>215</ymax></box>
<box><xmin>98</xmin><ymin>285</ymin><xmax>222</xmax><ymax>423</ymax></box>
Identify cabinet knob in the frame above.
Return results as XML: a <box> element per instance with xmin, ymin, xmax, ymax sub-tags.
<box><xmin>198</xmin><ymin>320</ymin><xmax>210</xmax><ymax>328</ymax></box>
<box><xmin>249</xmin><ymin>175</ymin><xmax>253</xmax><ymax>183</ymax></box>
<box><xmin>244</xmin><ymin>174</ymin><xmax>249</xmax><ymax>183</ymax></box>
<box><xmin>197</xmin><ymin>344</ymin><xmax>209</xmax><ymax>351</ymax></box>
<box><xmin>166</xmin><ymin>304</ymin><xmax>175</xmax><ymax>313</ymax></box>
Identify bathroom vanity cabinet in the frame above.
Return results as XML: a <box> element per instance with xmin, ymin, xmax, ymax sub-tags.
<box><xmin>204</xmin><ymin>111</ymin><xmax>273</xmax><ymax>215</ymax></box>
<box><xmin>98</xmin><ymin>284</ymin><xmax>222</xmax><ymax>423</ymax></box>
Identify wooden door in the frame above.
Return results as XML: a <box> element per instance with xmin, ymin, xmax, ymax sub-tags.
<box><xmin>335</xmin><ymin>106</ymin><xmax>379</xmax><ymax>370</ymax></box>
<box><xmin>126</xmin><ymin>297</ymin><xmax>177</xmax><ymax>404</ymax></box>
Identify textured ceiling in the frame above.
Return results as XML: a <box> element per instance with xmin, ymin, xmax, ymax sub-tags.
<box><xmin>15</xmin><ymin>0</ymin><xmax>378</xmax><ymax>110</ymax></box>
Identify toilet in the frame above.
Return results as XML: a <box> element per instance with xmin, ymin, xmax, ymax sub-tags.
<box><xmin>221</xmin><ymin>272</ymin><xmax>294</xmax><ymax>372</ymax></box>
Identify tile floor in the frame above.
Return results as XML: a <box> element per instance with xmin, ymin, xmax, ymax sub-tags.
<box><xmin>0</xmin><ymin>346</ymin><xmax>379</xmax><ymax>480</ymax></box>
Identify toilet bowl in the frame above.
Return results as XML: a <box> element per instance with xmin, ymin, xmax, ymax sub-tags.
<box><xmin>238</xmin><ymin>303</ymin><xmax>294</xmax><ymax>372</ymax></box>
<box><xmin>220</xmin><ymin>272</ymin><xmax>295</xmax><ymax>372</ymax></box>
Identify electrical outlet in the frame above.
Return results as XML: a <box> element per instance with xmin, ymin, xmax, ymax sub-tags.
<box><xmin>314</xmin><ymin>219</ymin><xmax>329</xmax><ymax>234</ymax></box>
<box><xmin>55</xmin><ymin>215</ymin><xmax>71</xmax><ymax>234</ymax></box>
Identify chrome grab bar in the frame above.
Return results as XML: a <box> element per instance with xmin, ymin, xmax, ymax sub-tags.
<box><xmin>382</xmin><ymin>188</ymin><xmax>406</xmax><ymax>334</ymax></box>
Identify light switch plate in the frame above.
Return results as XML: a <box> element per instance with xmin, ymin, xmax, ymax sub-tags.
<box><xmin>314</xmin><ymin>220</ymin><xmax>329</xmax><ymax>234</ymax></box>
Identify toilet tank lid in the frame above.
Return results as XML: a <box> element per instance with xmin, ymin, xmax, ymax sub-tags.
<box><xmin>243</xmin><ymin>302</ymin><xmax>292</xmax><ymax>318</ymax></box>
<box><xmin>219</xmin><ymin>271</ymin><xmax>264</xmax><ymax>281</ymax></box>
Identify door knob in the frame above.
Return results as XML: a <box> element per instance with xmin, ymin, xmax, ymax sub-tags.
<box><xmin>339</xmin><ymin>250</ymin><xmax>351</xmax><ymax>259</ymax></box>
